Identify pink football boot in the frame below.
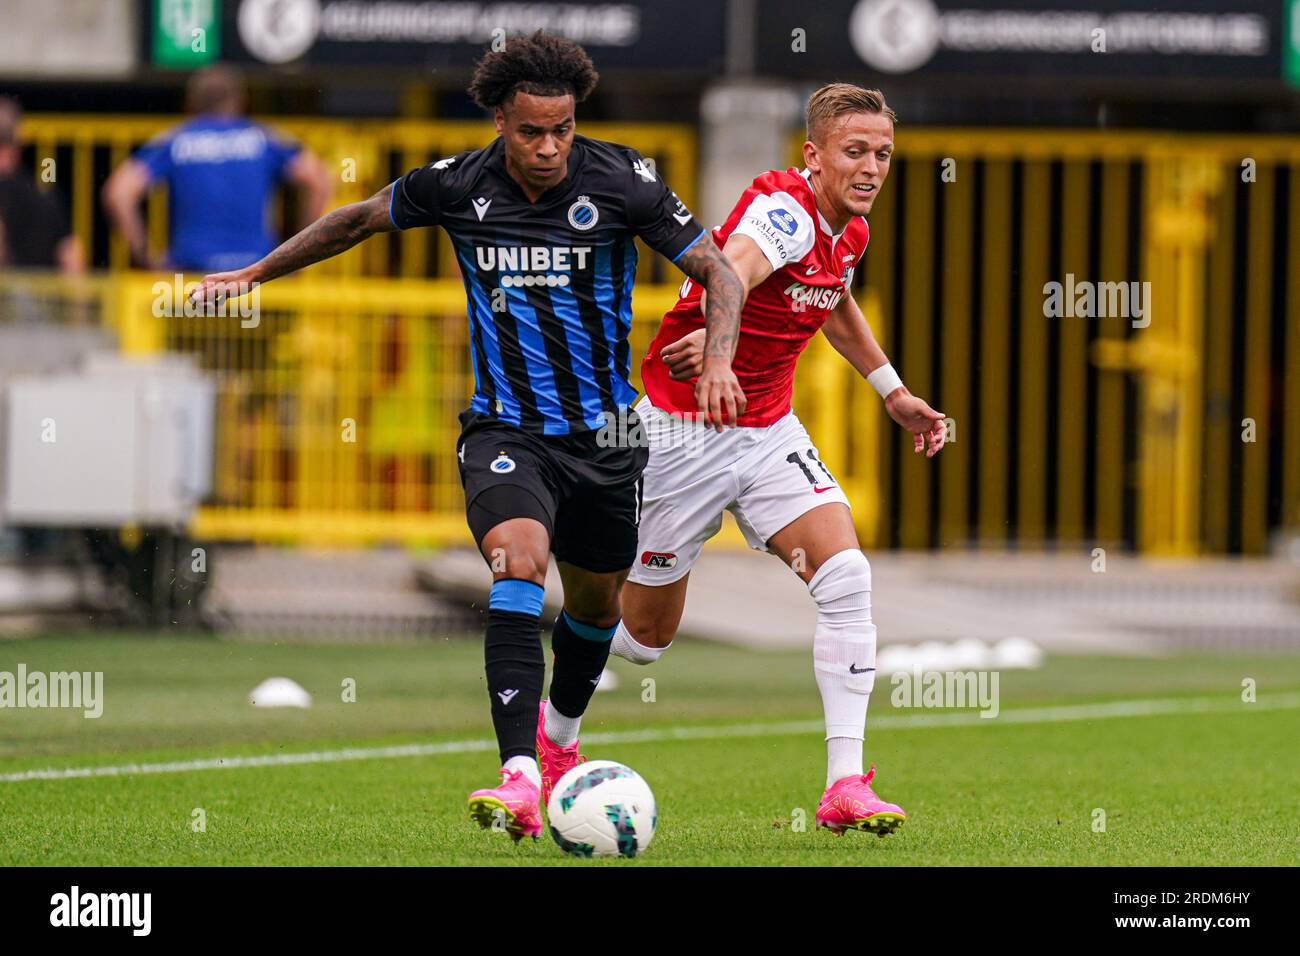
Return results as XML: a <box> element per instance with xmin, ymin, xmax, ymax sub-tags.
<box><xmin>536</xmin><ymin>699</ymin><xmax>587</xmax><ymax>805</ymax></box>
<box><xmin>815</xmin><ymin>763</ymin><xmax>907</xmax><ymax>837</ymax></box>
<box><xmin>467</xmin><ymin>769</ymin><xmax>543</xmax><ymax>842</ymax></box>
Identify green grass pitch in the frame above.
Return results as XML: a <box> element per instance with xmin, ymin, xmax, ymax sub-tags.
<box><xmin>1</xmin><ymin>634</ymin><xmax>1297</xmax><ymax>866</ymax></box>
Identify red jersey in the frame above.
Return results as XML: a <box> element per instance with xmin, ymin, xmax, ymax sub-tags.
<box><xmin>642</xmin><ymin>167</ymin><xmax>869</xmax><ymax>426</ymax></box>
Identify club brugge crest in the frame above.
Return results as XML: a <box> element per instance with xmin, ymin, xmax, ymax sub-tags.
<box><xmin>491</xmin><ymin>453</ymin><xmax>516</xmax><ymax>474</ymax></box>
<box><xmin>567</xmin><ymin>196</ymin><xmax>599</xmax><ymax>231</ymax></box>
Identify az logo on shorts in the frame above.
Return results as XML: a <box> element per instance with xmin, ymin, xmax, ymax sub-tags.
<box><xmin>490</xmin><ymin>453</ymin><xmax>516</xmax><ymax>474</ymax></box>
<box><xmin>641</xmin><ymin>551</ymin><xmax>677</xmax><ymax>569</ymax></box>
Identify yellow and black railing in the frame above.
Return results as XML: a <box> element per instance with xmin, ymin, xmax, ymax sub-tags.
<box><xmin>800</xmin><ymin>129</ymin><xmax>1300</xmax><ymax>556</ymax></box>
<box><xmin>19</xmin><ymin>115</ymin><xmax>698</xmax><ymax>287</ymax></box>
<box><xmin>5</xmin><ymin>119</ymin><xmax>1298</xmax><ymax>555</ymax></box>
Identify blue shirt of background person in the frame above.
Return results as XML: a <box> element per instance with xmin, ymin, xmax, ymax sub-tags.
<box><xmin>133</xmin><ymin>115</ymin><xmax>301</xmax><ymax>272</ymax></box>
<box><xmin>102</xmin><ymin>65</ymin><xmax>331</xmax><ymax>274</ymax></box>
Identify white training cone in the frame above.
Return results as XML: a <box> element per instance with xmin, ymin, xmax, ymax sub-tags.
<box><xmin>992</xmin><ymin>637</ymin><xmax>1044</xmax><ymax>670</ymax></box>
<box><xmin>950</xmin><ymin>638</ymin><xmax>993</xmax><ymax>670</ymax></box>
<box><xmin>249</xmin><ymin>677</ymin><xmax>313</xmax><ymax>708</ymax></box>
<box><xmin>876</xmin><ymin>644</ymin><xmax>914</xmax><ymax>677</ymax></box>
<box><xmin>914</xmin><ymin>640</ymin><xmax>949</xmax><ymax>672</ymax></box>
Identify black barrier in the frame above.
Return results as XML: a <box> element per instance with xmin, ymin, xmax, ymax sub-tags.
<box><xmin>177</xmin><ymin>0</ymin><xmax>731</xmax><ymax>73</ymax></box>
<box><xmin>0</xmin><ymin>866</ymin><xmax>1286</xmax><ymax>940</ymax></box>
<box><xmin>757</xmin><ymin>0</ymin><xmax>1286</xmax><ymax>87</ymax></box>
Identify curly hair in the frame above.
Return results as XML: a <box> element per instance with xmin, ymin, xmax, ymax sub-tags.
<box><xmin>468</xmin><ymin>31</ymin><xmax>599</xmax><ymax>110</ymax></box>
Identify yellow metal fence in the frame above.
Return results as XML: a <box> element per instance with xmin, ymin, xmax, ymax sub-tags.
<box><xmin>0</xmin><ymin>269</ymin><xmax>863</xmax><ymax>550</ymax></box>
<box><xmin>6</xmin><ymin>119</ymin><xmax>1299</xmax><ymax>555</ymax></box>
<box><xmin>112</xmin><ymin>272</ymin><xmax>688</xmax><ymax>547</ymax></box>
<box><xmin>810</xmin><ymin>129</ymin><xmax>1300</xmax><ymax>556</ymax></box>
<box><xmin>20</xmin><ymin>115</ymin><xmax>697</xmax><ymax>288</ymax></box>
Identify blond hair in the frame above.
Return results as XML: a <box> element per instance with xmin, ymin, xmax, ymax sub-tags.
<box><xmin>805</xmin><ymin>83</ymin><xmax>896</xmax><ymax>144</ymax></box>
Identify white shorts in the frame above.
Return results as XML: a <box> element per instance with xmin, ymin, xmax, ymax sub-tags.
<box><xmin>626</xmin><ymin>396</ymin><xmax>851</xmax><ymax>586</ymax></box>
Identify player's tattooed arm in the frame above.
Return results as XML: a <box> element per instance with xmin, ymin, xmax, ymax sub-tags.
<box><xmin>676</xmin><ymin>238</ymin><xmax>744</xmax><ymax>361</ymax></box>
<box><xmin>189</xmin><ymin>183</ymin><xmax>397</xmax><ymax>305</ymax></box>
<box><xmin>674</xmin><ymin>238</ymin><xmax>748</xmax><ymax>430</ymax></box>
<box><xmin>663</xmin><ymin>234</ymin><xmax>773</xmax><ymax>381</ymax></box>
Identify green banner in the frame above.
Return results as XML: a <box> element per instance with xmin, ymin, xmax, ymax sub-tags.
<box><xmin>1287</xmin><ymin>0</ymin><xmax>1300</xmax><ymax>87</ymax></box>
<box><xmin>153</xmin><ymin>0</ymin><xmax>220</xmax><ymax>68</ymax></box>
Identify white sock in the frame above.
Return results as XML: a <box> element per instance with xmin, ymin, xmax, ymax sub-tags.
<box><xmin>544</xmin><ymin>700</ymin><xmax>581</xmax><ymax>747</ymax></box>
<box><xmin>503</xmin><ymin>755</ymin><xmax>541</xmax><ymax>789</ymax></box>
<box><xmin>609</xmin><ymin>619</ymin><xmax>671</xmax><ymax>665</ymax></box>
<box><xmin>808</xmin><ymin>550</ymin><xmax>877</xmax><ymax>786</ymax></box>
<box><xmin>827</xmin><ymin>737</ymin><xmax>864</xmax><ymax>787</ymax></box>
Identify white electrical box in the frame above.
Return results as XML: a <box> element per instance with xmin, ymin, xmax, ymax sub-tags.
<box><xmin>1</xmin><ymin>355</ymin><xmax>215</xmax><ymax>526</ymax></box>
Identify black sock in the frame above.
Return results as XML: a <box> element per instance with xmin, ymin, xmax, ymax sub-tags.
<box><xmin>548</xmin><ymin>611</ymin><xmax>615</xmax><ymax>719</ymax></box>
<box><xmin>484</xmin><ymin>608</ymin><xmax>544</xmax><ymax>763</ymax></box>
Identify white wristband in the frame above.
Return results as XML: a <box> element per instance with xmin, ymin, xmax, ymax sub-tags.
<box><xmin>867</xmin><ymin>363</ymin><xmax>904</xmax><ymax>400</ymax></box>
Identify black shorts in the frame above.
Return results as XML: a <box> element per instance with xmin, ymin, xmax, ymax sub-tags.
<box><xmin>456</xmin><ymin>409</ymin><xmax>649</xmax><ymax>574</ymax></box>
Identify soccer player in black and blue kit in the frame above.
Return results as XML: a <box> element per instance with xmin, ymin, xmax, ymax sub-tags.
<box><xmin>192</xmin><ymin>32</ymin><xmax>746</xmax><ymax>842</ymax></box>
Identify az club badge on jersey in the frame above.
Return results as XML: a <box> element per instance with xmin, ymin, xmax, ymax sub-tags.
<box><xmin>490</xmin><ymin>453</ymin><xmax>517</xmax><ymax>474</ymax></box>
<box><xmin>567</xmin><ymin>196</ymin><xmax>599</xmax><ymax>231</ymax></box>
<box><xmin>641</xmin><ymin>551</ymin><xmax>677</xmax><ymax>570</ymax></box>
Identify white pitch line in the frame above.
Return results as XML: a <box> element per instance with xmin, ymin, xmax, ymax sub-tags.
<box><xmin>2</xmin><ymin>692</ymin><xmax>1297</xmax><ymax>784</ymax></box>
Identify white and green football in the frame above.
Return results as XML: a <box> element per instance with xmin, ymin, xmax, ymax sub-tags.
<box><xmin>547</xmin><ymin>760</ymin><xmax>656</xmax><ymax>858</ymax></box>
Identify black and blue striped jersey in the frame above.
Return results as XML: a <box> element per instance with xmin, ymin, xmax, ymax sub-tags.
<box><xmin>388</xmin><ymin>134</ymin><xmax>706</xmax><ymax>436</ymax></box>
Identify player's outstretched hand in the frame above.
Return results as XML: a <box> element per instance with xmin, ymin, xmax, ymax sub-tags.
<box><xmin>661</xmin><ymin>328</ymin><xmax>706</xmax><ymax>381</ymax></box>
<box><xmin>187</xmin><ymin>269</ymin><xmax>258</xmax><ymax>309</ymax></box>
<box><xmin>885</xmin><ymin>389</ymin><xmax>947</xmax><ymax>458</ymax></box>
<box><xmin>695</xmin><ymin>359</ymin><xmax>747</xmax><ymax>432</ymax></box>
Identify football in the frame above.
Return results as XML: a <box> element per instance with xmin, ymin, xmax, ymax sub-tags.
<box><xmin>546</xmin><ymin>760</ymin><xmax>657</xmax><ymax>858</ymax></box>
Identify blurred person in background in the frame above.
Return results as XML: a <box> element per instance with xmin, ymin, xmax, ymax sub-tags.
<box><xmin>102</xmin><ymin>65</ymin><xmax>332</xmax><ymax>272</ymax></box>
<box><xmin>0</xmin><ymin>96</ymin><xmax>85</xmax><ymax>273</ymax></box>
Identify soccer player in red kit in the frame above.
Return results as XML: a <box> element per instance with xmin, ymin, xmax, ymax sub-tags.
<box><xmin>612</xmin><ymin>84</ymin><xmax>947</xmax><ymax>835</ymax></box>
